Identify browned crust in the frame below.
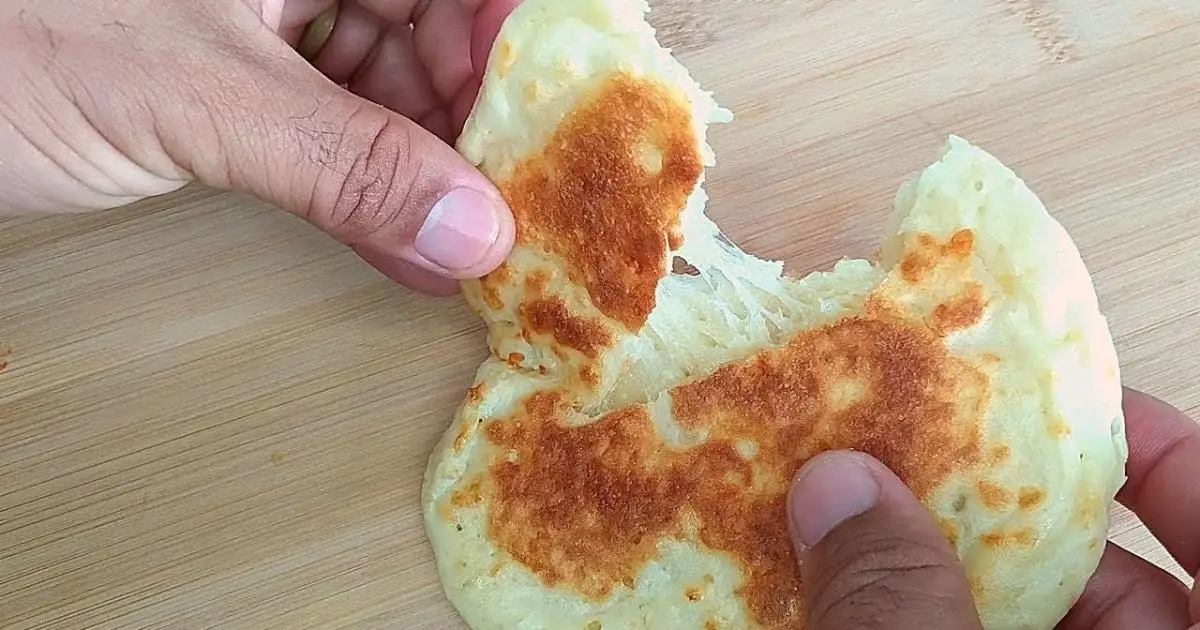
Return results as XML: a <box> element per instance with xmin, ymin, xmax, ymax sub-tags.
<box><xmin>900</xmin><ymin>229</ymin><xmax>976</xmax><ymax>285</ymax></box>
<box><xmin>976</xmin><ymin>480</ymin><xmax>1012</xmax><ymax>510</ymax></box>
<box><xmin>480</xmin><ymin>311</ymin><xmax>989</xmax><ymax>628</ymax></box>
<box><xmin>481</xmin><ymin>263</ymin><xmax>513</xmax><ymax>311</ymax></box>
<box><xmin>492</xmin><ymin>72</ymin><xmax>704</xmax><ymax>331</ymax></box>
<box><xmin>520</xmin><ymin>297</ymin><xmax>612</xmax><ymax>360</ymax></box>
<box><xmin>451</xmin><ymin>478</ymin><xmax>485</xmax><ymax>508</ymax></box>
<box><xmin>1018</xmin><ymin>486</ymin><xmax>1047</xmax><ymax>511</ymax></box>
<box><xmin>933</xmin><ymin>283</ymin><xmax>986</xmax><ymax>335</ymax></box>
<box><xmin>981</xmin><ymin>528</ymin><xmax>1036</xmax><ymax>548</ymax></box>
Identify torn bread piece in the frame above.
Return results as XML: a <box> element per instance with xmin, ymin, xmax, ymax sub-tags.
<box><xmin>424</xmin><ymin>1</ymin><xmax>1127</xmax><ymax>629</ymax></box>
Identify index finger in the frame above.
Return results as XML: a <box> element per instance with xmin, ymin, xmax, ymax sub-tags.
<box><xmin>1115</xmin><ymin>387</ymin><xmax>1200</xmax><ymax>575</ymax></box>
<box><xmin>412</xmin><ymin>0</ymin><xmax>521</xmax><ymax>138</ymax></box>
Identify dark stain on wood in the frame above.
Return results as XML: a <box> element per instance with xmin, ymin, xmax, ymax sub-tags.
<box><xmin>1002</xmin><ymin>0</ymin><xmax>1078</xmax><ymax>63</ymax></box>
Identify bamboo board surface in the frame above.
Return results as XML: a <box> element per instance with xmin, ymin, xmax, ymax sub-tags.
<box><xmin>2</xmin><ymin>1</ymin><xmax>1198</xmax><ymax>628</ymax></box>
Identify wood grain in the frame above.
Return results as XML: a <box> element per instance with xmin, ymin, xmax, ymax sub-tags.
<box><xmin>2</xmin><ymin>1</ymin><xmax>1198</xmax><ymax>628</ymax></box>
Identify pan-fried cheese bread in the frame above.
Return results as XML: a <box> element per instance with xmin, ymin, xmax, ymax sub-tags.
<box><xmin>424</xmin><ymin>1</ymin><xmax>1128</xmax><ymax>629</ymax></box>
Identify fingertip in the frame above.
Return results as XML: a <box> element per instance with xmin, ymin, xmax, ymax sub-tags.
<box><xmin>789</xmin><ymin>450</ymin><xmax>940</xmax><ymax>543</ymax></box>
<box><xmin>470</xmin><ymin>0</ymin><xmax>520</xmax><ymax>78</ymax></box>
<box><xmin>404</xmin><ymin>186</ymin><xmax>513</xmax><ymax>280</ymax></box>
<box><xmin>793</xmin><ymin>450</ymin><xmax>984</xmax><ymax>630</ymax></box>
<box><xmin>788</xmin><ymin>451</ymin><xmax>881</xmax><ymax>551</ymax></box>
<box><xmin>467</xmin><ymin>191</ymin><xmax>515</xmax><ymax>274</ymax></box>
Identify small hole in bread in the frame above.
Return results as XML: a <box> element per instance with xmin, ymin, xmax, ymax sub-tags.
<box><xmin>672</xmin><ymin>256</ymin><xmax>700</xmax><ymax>276</ymax></box>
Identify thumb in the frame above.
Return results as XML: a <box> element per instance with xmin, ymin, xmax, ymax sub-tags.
<box><xmin>164</xmin><ymin>27</ymin><xmax>514</xmax><ymax>286</ymax></box>
<box><xmin>788</xmin><ymin>451</ymin><xmax>983</xmax><ymax>630</ymax></box>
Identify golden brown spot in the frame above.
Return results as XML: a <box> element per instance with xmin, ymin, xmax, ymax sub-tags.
<box><xmin>938</xmin><ymin>518</ymin><xmax>960</xmax><ymax>546</ymax></box>
<box><xmin>988</xmin><ymin>444</ymin><xmax>1011</xmax><ymax>465</ymax></box>
<box><xmin>1048</xmin><ymin>416</ymin><xmax>1072</xmax><ymax>438</ymax></box>
<box><xmin>1018</xmin><ymin>486</ymin><xmax>1046</xmax><ymax>511</ymax></box>
<box><xmin>466</xmin><ymin>384</ymin><xmax>486</xmax><ymax>404</ymax></box>
<box><xmin>900</xmin><ymin>231</ymin><xmax>975</xmax><ymax>285</ymax></box>
<box><xmin>686</xmin><ymin>586</ymin><xmax>704</xmax><ymax>601</ymax></box>
<box><xmin>497</xmin><ymin>40</ymin><xmax>516</xmax><ymax>77</ymax></box>
<box><xmin>580</xmin><ymin>363</ymin><xmax>600</xmax><ymax>390</ymax></box>
<box><xmin>506</xmin><ymin>352</ymin><xmax>526</xmax><ymax>367</ymax></box>
<box><xmin>975</xmin><ymin>480</ymin><xmax>1012</xmax><ymax>510</ymax></box>
<box><xmin>490</xmin><ymin>562</ymin><xmax>503</xmax><ymax>577</ymax></box>
<box><xmin>981</xmin><ymin>528</ymin><xmax>1037</xmax><ymax>547</ymax></box>
<box><xmin>932</xmin><ymin>283</ymin><xmax>985</xmax><ymax>335</ymax></box>
<box><xmin>585</xmin><ymin>622</ymin><xmax>601</xmax><ymax>630</ymax></box>
<box><xmin>500</xmin><ymin>73</ymin><xmax>703</xmax><ymax>330</ymax></box>
<box><xmin>526</xmin><ymin>270</ymin><xmax>549</xmax><ymax>294</ymax></box>
<box><xmin>482</xmin><ymin>288</ymin><xmax>504</xmax><ymax>311</ymax></box>
<box><xmin>1075</xmin><ymin>490</ymin><xmax>1101</xmax><ymax>528</ymax></box>
<box><xmin>947</xmin><ymin>229</ymin><xmax>975</xmax><ymax>256</ymax></box>
<box><xmin>453</xmin><ymin>420</ymin><xmax>474</xmax><ymax>454</ymax></box>
<box><xmin>705</xmin><ymin>621</ymin><xmax>719</xmax><ymax>630</ymax></box>
<box><xmin>480</xmin><ymin>264</ymin><xmax>513</xmax><ymax>311</ymax></box>
<box><xmin>485</xmin><ymin>315</ymin><xmax>987</xmax><ymax>628</ymax></box>
<box><xmin>668</xmin><ymin>230</ymin><xmax>684</xmax><ymax>251</ymax></box>
<box><xmin>451</xmin><ymin>478</ymin><xmax>484</xmax><ymax>508</ymax></box>
<box><xmin>980</xmin><ymin>352</ymin><xmax>1002</xmax><ymax>366</ymax></box>
<box><xmin>900</xmin><ymin>247</ymin><xmax>935</xmax><ymax>284</ymax></box>
<box><xmin>520</xmin><ymin>297</ymin><xmax>612</xmax><ymax>359</ymax></box>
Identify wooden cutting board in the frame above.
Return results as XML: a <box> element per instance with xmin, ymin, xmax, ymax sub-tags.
<box><xmin>2</xmin><ymin>1</ymin><xmax>1198</xmax><ymax>628</ymax></box>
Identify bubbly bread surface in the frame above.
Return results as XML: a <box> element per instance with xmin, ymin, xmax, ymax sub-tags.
<box><xmin>424</xmin><ymin>1</ymin><xmax>1128</xmax><ymax>629</ymax></box>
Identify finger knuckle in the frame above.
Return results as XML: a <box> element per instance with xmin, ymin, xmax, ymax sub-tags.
<box><xmin>311</xmin><ymin>106</ymin><xmax>419</xmax><ymax>243</ymax></box>
<box><xmin>809</xmin><ymin>530</ymin><xmax>969</xmax><ymax>628</ymax></box>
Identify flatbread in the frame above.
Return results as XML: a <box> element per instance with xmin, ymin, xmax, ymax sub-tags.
<box><xmin>422</xmin><ymin>1</ymin><xmax>1128</xmax><ymax>628</ymax></box>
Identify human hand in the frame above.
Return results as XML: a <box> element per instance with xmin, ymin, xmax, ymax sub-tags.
<box><xmin>787</xmin><ymin>387</ymin><xmax>1200</xmax><ymax>629</ymax></box>
<box><xmin>0</xmin><ymin>0</ymin><xmax>520</xmax><ymax>295</ymax></box>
